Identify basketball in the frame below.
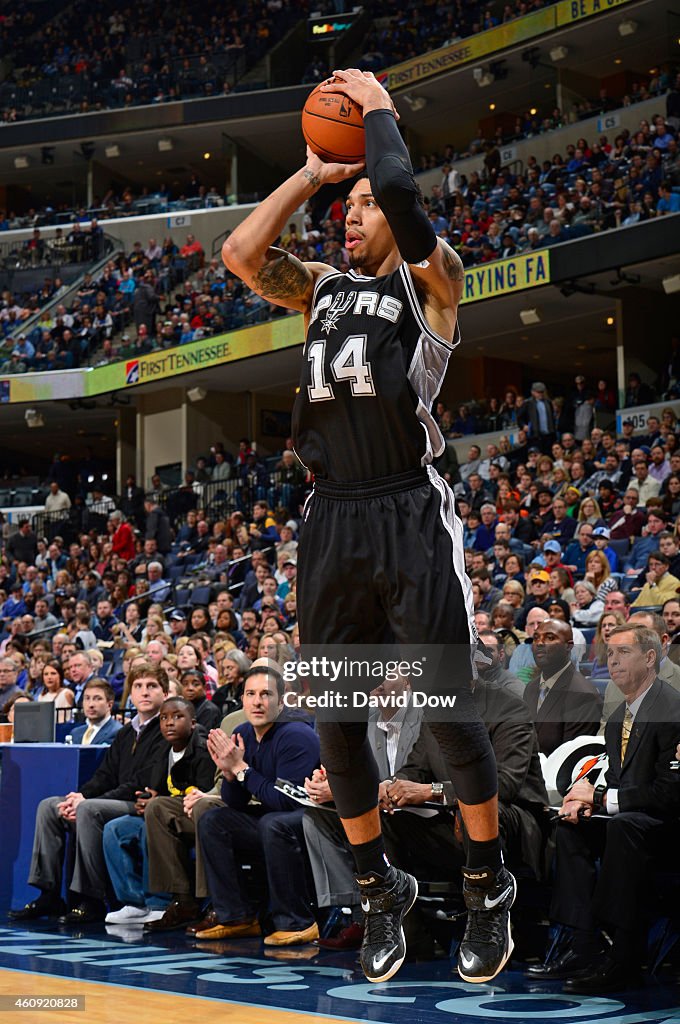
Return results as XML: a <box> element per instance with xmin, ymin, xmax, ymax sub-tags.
<box><xmin>301</xmin><ymin>83</ymin><xmax>365</xmax><ymax>164</ymax></box>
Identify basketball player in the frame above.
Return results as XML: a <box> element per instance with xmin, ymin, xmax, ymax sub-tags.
<box><xmin>222</xmin><ymin>68</ymin><xmax>514</xmax><ymax>984</ymax></box>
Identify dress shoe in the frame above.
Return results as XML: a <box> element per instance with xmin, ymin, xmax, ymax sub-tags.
<box><xmin>527</xmin><ymin>947</ymin><xmax>595</xmax><ymax>980</ymax></box>
<box><xmin>315</xmin><ymin>922</ymin><xmax>364</xmax><ymax>950</ymax></box>
<box><xmin>264</xmin><ymin>922</ymin><xmax>319</xmax><ymax>946</ymax></box>
<box><xmin>186</xmin><ymin>909</ymin><xmax>218</xmax><ymax>936</ymax></box>
<box><xmin>563</xmin><ymin>957</ymin><xmax>643</xmax><ymax>995</ymax></box>
<box><xmin>58</xmin><ymin>901</ymin><xmax>105</xmax><ymax>926</ymax></box>
<box><xmin>195</xmin><ymin>917</ymin><xmax>260</xmax><ymax>940</ymax></box>
<box><xmin>144</xmin><ymin>899</ymin><xmax>201</xmax><ymax>932</ymax></box>
<box><xmin>8</xmin><ymin>896</ymin><xmax>66</xmax><ymax>921</ymax></box>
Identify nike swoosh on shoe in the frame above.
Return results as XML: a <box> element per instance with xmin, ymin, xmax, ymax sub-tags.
<box><xmin>372</xmin><ymin>946</ymin><xmax>398</xmax><ymax>973</ymax></box>
<box><xmin>484</xmin><ymin>886</ymin><xmax>513</xmax><ymax>910</ymax></box>
<box><xmin>460</xmin><ymin>951</ymin><xmax>475</xmax><ymax>970</ymax></box>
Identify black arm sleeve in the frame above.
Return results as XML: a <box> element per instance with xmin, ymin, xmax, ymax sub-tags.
<box><xmin>364</xmin><ymin>108</ymin><xmax>437</xmax><ymax>265</ymax></box>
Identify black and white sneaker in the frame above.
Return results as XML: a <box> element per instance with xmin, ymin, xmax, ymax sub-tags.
<box><xmin>355</xmin><ymin>867</ymin><xmax>418</xmax><ymax>983</ymax></box>
<box><xmin>457</xmin><ymin>864</ymin><xmax>516</xmax><ymax>983</ymax></box>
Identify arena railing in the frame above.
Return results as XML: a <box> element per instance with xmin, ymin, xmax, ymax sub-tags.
<box><xmin>154</xmin><ymin>470</ymin><xmax>307</xmax><ymax>528</ymax></box>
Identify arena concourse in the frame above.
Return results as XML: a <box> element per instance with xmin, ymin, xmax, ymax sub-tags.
<box><xmin>0</xmin><ymin>0</ymin><xmax>679</xmax><ymax>1022</ymax></box>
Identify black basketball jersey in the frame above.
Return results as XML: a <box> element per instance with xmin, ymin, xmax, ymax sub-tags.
<box><xmin>292</xmin><ymin>264</ymin><xmax>461</xmax><ymax>482</ymax></box>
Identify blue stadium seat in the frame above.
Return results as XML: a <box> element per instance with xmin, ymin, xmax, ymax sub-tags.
<box><xmin>189</xmin><ymin>585</ymin><xmax>212</xmax><ymax>606</ymax></box>
<box><xmin>591</xmin><ymin>677</ymin><xmax>610</xmax><ymax>698</ymax></box>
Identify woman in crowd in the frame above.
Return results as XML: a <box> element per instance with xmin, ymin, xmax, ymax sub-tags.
<box><xmin>571</xmin><ymin>579</ymin><xmax>605</xmax><ymax>627</ymax></box>
<box><xmin>590</xmin><ymin>610</ymin><xmax>627</xmax><ymax>679</ymax></box>
<box><xmin>118</xmin><ymin>600</ymin><xmax>144</xmax><ymax>643</ymax></box>
<box><xmin>189</xmin><ymin>605</ymin><xmax>213</xmax><ymax>637</ymax></box>
<box><xmin>212</xmin><ymin>648</ymin><xmax>251</xmax><ymax>716</ymax></box>
<box><xmin>176</xmin><ymin>639</ymin><xmax>209</xmax><ymax>685</ymax></box>
<box><xmin>215</xmin><ymin>608</ymin><xmax>240</xmax><ymax>640</ymax></box>
<box><xmin>484</xmin><ymin>397</ymin><xmax>503</xmax><ymax>432</ymax></box>
<box><xmin>550</xmin><ymin>566</ymin><xmax>575</xmax><ymax>606</ymax></box>
<box><xmin>563</xmin><ymin>485</ymin><xmax>582</xmax><ymax>517</ymax></box>
<box><xmin>499</xmin><ymin>391</ymin><xmax>519</xmax><ymax>429</ymax></box>
<box><xmin>282</xmin><ymin>592</ymin><xmax>297</xmax><ymax>629</ymax></box>
<box><xmin>663</xmin><ymin>474</ymin><xmax>680</xmax><ymax>519</ymax></box>
<box><xmin>501</xmin><ymin>579</ymin><xmax>525</xmax><ymax>618</ymax></box>
<box><xmin>38</xmin><ymin>659</ymin><xmax>75</xmax><ymax>713</ymax></box>
<box><xmin>141</xmin><ymin>613</ymin><xmax>166</xmax><ymax>644</ymax></box>
<box><xmin>535</xmin><ymin>456</ymin><xmax>554</xmax><ymax>488</ymax></box>
<box><xmin>1</xmin><ymin>692</ymin><xmax>33</xmax><ymax>725</ymax></box>
<box><xmin>551</xmin><ymin>466</ymin><xmax>569</xmax><ymax>500</ymax></box>
<box><xmin>547</xmin><ymin>597</ymin><xmax>572</xmax><ymax>623</ymax></box>
<box><xmin>584</xmin><ymin>549</ymin><xmax>618</xmax><ymax>603</ymax></box>
<box><xmin>161</xmin><ymin>653</ymin><xmax>180</xmax><ymax>686</ymax></box>
<box><xmin>25</xmin><ymin>649</ymin><xmax>49</xmax><ymax>698</ymax></box>
<box><xmin>501</xmin><ymin>552</ymin><xmax>526</xmax><ymax>589</ymax></box>
<box><xmin>578</xmin><ymin>496</ymin><xmax>604</xmax><ymax>526</ymax></box>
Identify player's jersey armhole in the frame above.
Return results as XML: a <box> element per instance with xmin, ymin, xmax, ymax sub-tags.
<box><xmin>312</xmin><ymin>268</ymin><xmax>343</xmax><ymax>305</ymax></box>
<box><xmin>399</xmin><ymin>263</ymin><xmax>461</xmax><ymax>352</ymax></box>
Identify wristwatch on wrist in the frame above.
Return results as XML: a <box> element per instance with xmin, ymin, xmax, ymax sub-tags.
<box><xmin>593</xmin><ymin>784</ymin><xmax>607</xmax><ymax>812</ymax></box>
<box><xmin>430</xmin><ymin>782</ymin><xmax>444</xmax><ymax>800</ymax></box>
<box><xmin>236</xmin><ymin>767</ymin><xmax>250</xmax><ymax>784</ymax></box>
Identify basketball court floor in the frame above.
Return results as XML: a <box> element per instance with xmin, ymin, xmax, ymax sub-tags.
<box><xmin>0</xmin><ymin>922</ymin><xmax>678</xmax><ymax>1024</ymax></box>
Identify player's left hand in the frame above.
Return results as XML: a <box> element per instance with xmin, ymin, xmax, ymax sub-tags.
<box><xmin>304</xmin><ymin>146</ymin><xmax>364</xmax><ymax>184</ymax></box>
<box><xmin>321</xmin><ymin>69</ymin><xmax>399</xmax><ymax>119</ymax></box>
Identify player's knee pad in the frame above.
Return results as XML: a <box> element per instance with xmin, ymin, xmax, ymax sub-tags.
<box><xmin>427</xmin><ymin>719</ymin><xmax>498</xmax><ymax>806</ymax></box>
<box><xmin>317</xmin><ymin>721</ymin><xmax>379</xmax><ymax>818</ymax></box>
<box><xmin>317</xmin><ymin>721</ymin><xmax>368</xmax><ymax>775</ymax></box>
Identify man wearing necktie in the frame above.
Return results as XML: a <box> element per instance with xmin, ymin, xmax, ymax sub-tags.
<box><xmin>70</xmin><ymin>681</ymin><xmax>122</xmax><ymax>747</ymax></box>
<box><xmin>529</xmin><ymin>624</ymin><xmax>680</xmax><ymax>993</ymax></box>
<box><xmin>523</xmin><ymin>619</ymin><xmax>601</xmax><ymax>756</ymax></box>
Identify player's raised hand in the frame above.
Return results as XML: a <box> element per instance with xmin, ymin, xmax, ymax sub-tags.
<box><xmin>321</xmin><ymin>69</ymin><xmax>399</xmax><ymax>119</ymax></box>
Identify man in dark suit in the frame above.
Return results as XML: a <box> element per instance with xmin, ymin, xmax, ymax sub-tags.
<box><xmin>529</xmin><ymin>624</ymin><xmax>680</xmax><ymax>993</ymax></box>
<box><xmin>518</xmin><ymin>382</ymin><xmax>556</xmax><ymax>453</ymax></box>
<box><xmin>70</xmin><ymin>680</ymin><xmax>122</xmax><ymax>746</ymax></box>
<box><xmin>600</xmin><ymin>610</ymin><xmax>680</xmax><ymax>727</ymax></box>
<box><xmin>524</xmin><ymin>619</ymin><xmax>602</xmax><ymax>755</ymax></box>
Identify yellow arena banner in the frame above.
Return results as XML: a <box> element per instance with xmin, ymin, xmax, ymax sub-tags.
<box><xmin>384</xmin><ymin>9</ymin><xmax>555</xmax><ymax>90</ymax></box>
<box><xmin>85</xmin><ymin>315</ymin><xmax>305</xmax><ymax>396</ymax></box>
<box><xmin>383</xmin><ymin>0</ymin><xmax>638</xmax><ymax>90</ymax></box>
<box><xmin>556</xmin><ymin>0</ymin><xmax>636</xmax><ymax>26</ymax></box>
<box><xmin>460</xmin><ymin>251</ymin><xmax>551</xmax><ymax>305</ymax></box>
<box><xmin>1</xmin><ymin>254</ymin><xmax>549</xmax><ymax>403</ymax></box>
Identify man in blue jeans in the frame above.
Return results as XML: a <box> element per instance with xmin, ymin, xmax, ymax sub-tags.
<box><xmin>195</xmin><ymin>665</ymin><xmax>320</xmax><ymax>945</ymax></box>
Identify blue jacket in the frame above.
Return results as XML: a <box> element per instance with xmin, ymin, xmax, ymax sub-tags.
<box><xmin>563</xmin><ymin>540</ymin><xmax>596</xmax><ymax>575</ymax></box>
<box><xmin>71</xmin><ymin>717</ymin><xmax>123</xmax><ymax>745</ymax></box>
<box><xmin>627</xmin><ymin>535</ymin><xmax>658</xmax><ymax>573</ymax></box>
<box><xmin>221</xmin><ymin>718</ymin><xmax>319</xmax><ymax>811</ymax></box>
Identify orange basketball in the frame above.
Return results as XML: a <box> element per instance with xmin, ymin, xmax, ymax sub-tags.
<box><xmin>302</xmin><ymin>83</ymin><xmax>365</xmax><ymax>164</ymax></box>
